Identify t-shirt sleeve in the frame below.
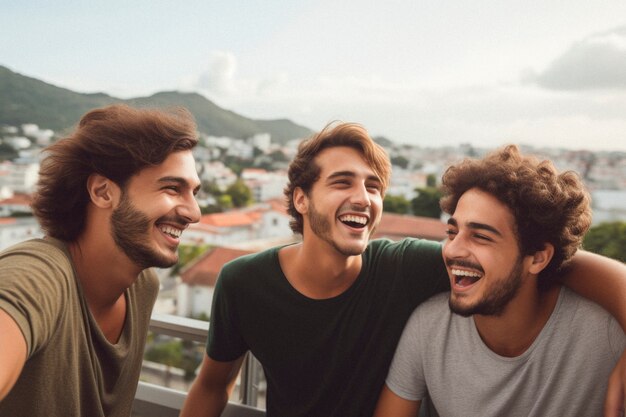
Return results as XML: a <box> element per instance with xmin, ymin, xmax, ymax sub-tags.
<box><xmin>0</xmin><ymin>245</ymin><xmax>71</xmax><ymax>358</ymax></box>
<box><xmin>206</xmin><ymin>262</ymin><xmax>249</xmax><ymax>362</ymax></box>
<box><xmin>401</xmin><ymin>239</ymin><xmax>450</xmax><ymax>302</ymax></box>
<box><xmin>385</xmin><ymin>306</ymin><xmax>427</xmax><ymax>401</ymax></box>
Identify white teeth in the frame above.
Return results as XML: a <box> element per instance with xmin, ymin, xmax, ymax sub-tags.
<box><xmin>451</xmin><ymin>269</ymin><xmax>482</xmax><ymax>278</ymax></box>
<box><xmin>339</xmin><ymin>215</ymin><xmax>367</xmax><ymax>225</ymax></box>
<box><xmin>160</xmin><ymin>225</ymin><xmax>182</xmax><ymax>238</ymax></box>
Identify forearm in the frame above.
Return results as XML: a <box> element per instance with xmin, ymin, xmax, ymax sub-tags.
<box><xmin>179</xmin><ymin>381</ymin><xmax>229</xmax><ymax>417</ymax></box>
<box><xmin>179</xmin><ymin>353</ymin><xmax>244</xmax><ymax>417</ymax></box>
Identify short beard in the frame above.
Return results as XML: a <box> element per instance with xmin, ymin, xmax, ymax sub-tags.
<box><xmin>449</xmin><ymin>255</ymin><xmax>524</xmax><ymax>317</ymax></box>
<box><xmin>308</xmin><ymin>199</ymin><xmax>366</xmax><ymax>257</ymax></box>
<box><xmin>110</xmin><ymin>191</ymin><xmax>178</xmax><ymax>269</ymax></box>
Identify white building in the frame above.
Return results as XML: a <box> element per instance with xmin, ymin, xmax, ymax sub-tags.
<box><xmin>241</xmin><ymin>168</ymin><xmax>288</xmax><ymax>202</ymax></box>
<box><xmin>182</xmin><ymin>201</ymin><xmax>293</xmax><ymax>247</ymax></box>
<box><xmin>0</xmin><ymin>160</ymin><xmax>40</xmax><ymax>194</ymax></box>
<box><xmin>0</xmin><ymin>217</ymin><xmax>43</xmax><ymax>251</ymax></box>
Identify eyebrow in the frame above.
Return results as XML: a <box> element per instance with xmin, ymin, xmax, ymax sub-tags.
<box><xmin>326</xmin><ymin>171</ymin><xmax>381</xmax><ymax>183</ymax></box>
<box><xmin>447</xmin><ymin>217</ymin><xmax>503</xmax><ymax>237</ymax></box>
<box><xmin>158</xmin><ymin>176</ymin><xmax>201</xmax><ymax>194</ymax></box>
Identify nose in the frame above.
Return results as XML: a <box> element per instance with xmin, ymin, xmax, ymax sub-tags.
<box><xmin>178</xmin><ymin>193</ymin><xmax>201</xmax><ymax>224</ymax></box>
<box><xmin>351</xmin><ymin>182</ymin><xmax>371</xmax><ymax>208</ymax></box>
<box><xmin>443</xmin><ymin>232</ymin><xmax>471</xmax><ymax>260</ymax></box>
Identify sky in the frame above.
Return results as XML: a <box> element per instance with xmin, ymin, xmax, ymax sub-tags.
<box><xmin>2</xmin><ymin>0</ymin><xmax>626</xmax><ymax>151</ymax></box>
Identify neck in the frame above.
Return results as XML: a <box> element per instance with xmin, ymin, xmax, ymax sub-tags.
<box><xmin>279</xmin><ymin>241</ymin><xmax>363</xmax><ymax>299</ymax></box>
<box><xmin>67</xmin><ymin>236</ymin><xmax>140</xmax><ymax>312</ymax></box>
<box><xmin>473</xmin><ymin>284</ymin><xmax>561</xmax><ymax>357</ymax></box>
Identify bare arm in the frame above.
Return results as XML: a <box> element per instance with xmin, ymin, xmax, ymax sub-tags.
<box><xmin>0</xmin><ymin>308</ymin><xmax>27</xmax><ymax>401</ymax></box>
<box><xmin>179</xmin><ymin>353</ymin><xmax>245</xmax><ymax>417</ymax></box>
<box><xmin>373</xmin><ymin>384</ymin><xmax>421</xmax><ymax>417</ymax></box>
<box><xmin>561</xmin><ymin>250</ymin><xmax>626</xmax><ymax>326</ymax></box>
<box><xmin>559</xmin><ymin>250</ymin><xmax>626</xmax><ymax>417</ymax></box>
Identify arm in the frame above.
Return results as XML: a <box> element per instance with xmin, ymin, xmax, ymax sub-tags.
<box><xmin>561</xmin><ymin>250</ymin><xmax>626</xmax><ymax>326</ymax></box>
<box><xmin>179</xmin><ymin>353</ymin><xmax>245</xmax><ymax>417</ymax></box>
<box><xmin>559</xmin><ymin>250</ymin><xmax>626</xmax><ymax>417</ymax></box>
<box><xmin>0</xmin><ymin>308</ymin><xmax>27</xmax><ymax>401</ymax></box>
<box><xmin>373</xmin><ymin>384</ymin><xmax>421</xmax><ymax>417</ymax></box>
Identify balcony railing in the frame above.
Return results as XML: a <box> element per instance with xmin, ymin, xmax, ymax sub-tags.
<box><xmin>133</xmin><ymin>313</ymin><xmax>266</xmax><ymax>417</ymax></box>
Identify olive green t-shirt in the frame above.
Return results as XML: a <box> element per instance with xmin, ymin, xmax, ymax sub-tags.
<box><xmin>0</xmin><ymin>237</ymin><xmax>159</xmax><ymax>417</ymax></box>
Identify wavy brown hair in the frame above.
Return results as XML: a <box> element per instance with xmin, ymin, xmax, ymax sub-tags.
<box><xmin>440</xmin><ymin>145</ymin><xmax>591</xmax><ymax>287</ymax></box>
<box><xmin>284</xmin><ymin>122</ymin><xmax>391</xmax><ymax>234</ymax></box>
<box><xmin>31</xmin><ymin>104</ymin><xmax>198</xmax><ymax>241</ymax></box>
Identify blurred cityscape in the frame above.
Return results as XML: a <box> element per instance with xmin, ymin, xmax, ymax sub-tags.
<box><xmin>1</xmin><ymin>121</ymin><xmax>625</xmax><ymax>399</ymax></box>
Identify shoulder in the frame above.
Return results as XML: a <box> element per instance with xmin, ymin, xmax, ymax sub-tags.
<box><xmin>0</xmin><ymin>237</ymin><xmax>74</xmax><ymax>284</ymax></box>
<box><xmin>560</xmin><ymin>286</ymin><xmax>612</xmax><ymax>317</ymax></box>
<box><xmin>366</xmin><ymin>238</ymin><xmax>442</xmax><ymax>261</ymax></box>
<box><xmin>368</xmin><ymin>237</ymin><xmax>442</xmax><ymax>254</ymax></box>
<box><xmin>365</xmin><ymin>238</ymin><xmax>445</xmax><ymax>277</ymax></box>
<box><xmin>221</xmin><ymin>246</ymin><xmax>279</xmax><ymax>275</ymax></box>
<box><xmin>0</xmin><ymin>237</ymin><xmax>70</xmax><ymax>266</ymax></box>
<box><xmin>217</xmin><ymin>246</ymin><xmax>280</xmax><ymax>288</ymax></box>
<box><xmin>412</xmin><ymin>292</ymin><xmax>451</xmax><ymax>320</ymax></box>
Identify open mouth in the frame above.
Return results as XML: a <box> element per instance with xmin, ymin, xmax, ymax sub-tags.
<box><xmin>451</xmin><ymin>268</ymin><xmax>483</xmax><ymax>288</ymax></box>
<box><xmin>158</xmin><ymin>224</ymin><xmax>183</xmax><ymax>239</ymax></box>
<box><xmin>338</xmin><ymin>214</ymin><xmax>368</xmax><ymax>229</ymax></box>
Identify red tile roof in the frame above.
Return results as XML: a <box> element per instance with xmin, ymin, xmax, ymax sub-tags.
<box><xmin>180</xmin><ymin>247</ymin><xmax>253</xmax><ymax>286</ymax></box>
<box><xmin>199</xmin><ymin>211</ymin><xmax>262</xmax><ymax>227</ymax></box>
<box><xmin>374</xmin><ymin>213</ymin><xmax>447</xmax><ymax>241</ymax></box>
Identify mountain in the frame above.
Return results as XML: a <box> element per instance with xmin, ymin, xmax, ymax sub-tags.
<box><xmin>0</xmin><ymin>65</ymin><xmax>313</xmax><ymax>144</ymax></box>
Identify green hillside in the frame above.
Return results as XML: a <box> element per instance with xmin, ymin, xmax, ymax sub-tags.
<box><xmin>0</xmin><ymin>65</ymin><xmax>313</xmax><ymax>143</ymax></box>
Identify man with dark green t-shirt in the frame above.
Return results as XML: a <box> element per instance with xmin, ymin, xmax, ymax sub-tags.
<box><xmin>180</xmin><ymin>122</ymin><xmax>626</xmax><ymax>417</ymax></box>
<box><xmin>0</xmin><ymin>104</ymin><xmax>202</xmax><ymax>417</ymax></box>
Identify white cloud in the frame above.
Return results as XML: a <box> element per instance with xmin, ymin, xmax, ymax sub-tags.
<box><xmin>195</xmin><ymin>51</ymin><xmax>238</xmax><ymax>96</ymax></box>
<box><xmin>526</xmin><ymin>26</ymin><xmax>626</xmax><ymax>90</ymax></box>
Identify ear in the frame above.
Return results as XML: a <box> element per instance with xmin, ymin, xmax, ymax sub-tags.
<box><xmin>293</xmin><ymin>187</ymin><xmax>309</xmax><ymax>215</ymax></box>
<box><xmin>528</xmin><ymin>243</ymin><xmax>555</xmax><ymax>275</ymax></box>
<box><xmin>86</xmin><ymin>174</ymin><xmax>119</xmax><ymax>209</ymax></box>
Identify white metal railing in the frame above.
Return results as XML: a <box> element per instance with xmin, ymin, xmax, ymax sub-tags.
<box><xmin>135</xmin><ymin>313</ymin><xmax>265</xmax><ymax>416</ymax></box>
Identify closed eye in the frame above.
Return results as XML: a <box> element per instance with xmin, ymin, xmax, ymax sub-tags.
<box><xmin>473</xmin><ymin>233</ymin><xmax>493</xmax><ymax>242</ymax></box>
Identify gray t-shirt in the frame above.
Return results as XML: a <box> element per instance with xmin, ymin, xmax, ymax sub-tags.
<box><xmin>386</xmin><ymin>287</ymin><xmax>626</xmax><ymax>417</ymax></box>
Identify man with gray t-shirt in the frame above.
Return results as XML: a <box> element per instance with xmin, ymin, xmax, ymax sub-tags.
<box><xmin>374</xmin><ymin>145</ymin><xmax>626</xmax><ymax>417</ymax></box>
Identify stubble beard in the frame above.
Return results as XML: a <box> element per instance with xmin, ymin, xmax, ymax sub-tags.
<box><xmin>307</xmin><ymin>200</ymin><xmax>370</xmax><ymax>257</ymax></box>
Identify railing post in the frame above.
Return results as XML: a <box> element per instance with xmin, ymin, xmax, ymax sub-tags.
<box><xmin>239</xmin><ymin>352</ymin><xmax>259</xmax><ymax>406</ymax></box>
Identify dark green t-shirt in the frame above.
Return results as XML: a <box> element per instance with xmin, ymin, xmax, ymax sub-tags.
<box><xmin>0</xmin><ymin>238</ymin><xmax>159</xmax><ymax>417</ymax></box>
<box><xmin>208</xmin><ymin>238</ymin><xmax>449</xmax><ymax>417</ymax></box>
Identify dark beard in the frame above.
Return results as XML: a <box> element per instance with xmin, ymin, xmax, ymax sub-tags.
<box><xmin>110</xmin><ymin>192</ymin><xmax>178</xmax><ymax>269</ymax></box>
<box><xmin>449</xmin><ymin>256</ymin><xmax>524</xmax><ymax>317</ymax></box>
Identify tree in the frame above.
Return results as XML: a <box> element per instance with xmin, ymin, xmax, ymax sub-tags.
<box><xmin>383</xmin><ymin>194</ymin><xmax>410</xmax><ymax>214</ymax></box>
<box><xmin>583</xmin><ymin>221</ymin><xmax>626</xmax><ymax>262</ymax></box>
<box><xmin>225</xmin><ymin>179</ymin><xmax>253</xmax><ymax>208</ymax></box>
<box><xmin>426</xmin><ymin>173</ymin><xmax>437</xmax><ymax>188</ymax></box>
<box><xmin>390</xmin><ymin>155</ymin><xmax>409</xmax><ymax>169</ymax></box>
<box><xmin>411</xmin><ymin>187</ymin><xmax>442</xmax><ymax>219</ymax></box>
<box><xmin>144</xmin><ymin>340</ymin><xmax>183</xmax><ymax>387</ymax></box>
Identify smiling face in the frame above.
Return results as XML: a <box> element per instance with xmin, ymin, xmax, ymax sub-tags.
<box><xmin>110</xmin><ymin>150</ymin><xmax>201</xmax><ymax>269</ymax></box>
<box><xmin>297</xmin><ymin>146</ymin><xmax>383</xmax><ymax>257</ymax></box>
<box><xmin>444</xmin><ymin>188</ymin><xmax>528</xmax><ymax>317</ymax></box>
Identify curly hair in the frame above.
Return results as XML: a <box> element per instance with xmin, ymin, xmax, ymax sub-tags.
<box><xmin>440</xmin><ymin>145</ymin><xmax>591</xmax><ymax>287</ymax></box>
<box><xmin>284</xmin><ymin>122</ymin><xmax>391</xmax><ymax>234</ymax></box>
<box><xmin>31</xmin><ymin>104</ymin><xmax>198</xmax><ymax>241</ymax></box>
